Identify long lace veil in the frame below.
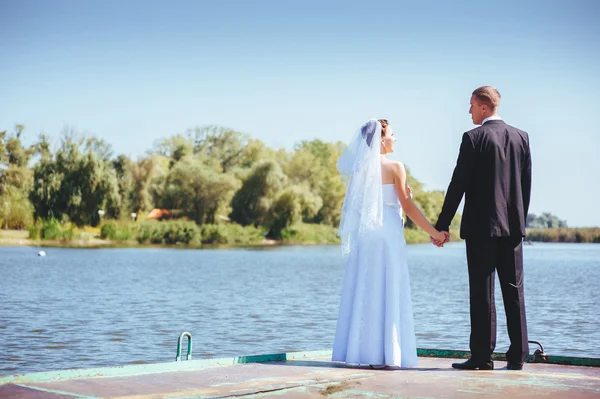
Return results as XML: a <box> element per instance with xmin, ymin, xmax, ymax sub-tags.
<box><xmin>337</xmin><ymin>119</ymin><xmax>383</xmax><ymax>255</ymax></box>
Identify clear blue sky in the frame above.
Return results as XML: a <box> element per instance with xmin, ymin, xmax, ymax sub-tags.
<box><xmin>1</xmin><ymin>0</ymin><xmax>599</xmax><ymax>226</ymax></box>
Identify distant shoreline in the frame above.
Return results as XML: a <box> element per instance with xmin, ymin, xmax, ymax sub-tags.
<box><xmin>525</xmin><ymin>227</ymin><xmax>600</xmax><ymax>244</ymax></box>
<box><xmin>0</xmin><ymin>233</ymin><xmax>303</xmax><ymax>249</ymax></box>
<box><xmin>1</xmin><ymin>227</ymin><xmax>598</xmax><ymax>249</ymax></box>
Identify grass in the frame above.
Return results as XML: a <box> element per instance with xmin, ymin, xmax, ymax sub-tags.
<box><xmin>0</xmin><ymin>229</ymin><xmax>28</xmax><ymax>239</ymax></box>
<box><xmin>0</xmin><ymin>225</ymin><xmax>461</xmax><ymax>248</ymax></box>
<box><xmin>18</xmin><ymin>223</ymin><xmax>595</xmax><ymax>249</ymax></box>
<box><xmin>526</xmin><ymin>228</ymin><xmax>600</xmax><ymax>243</ymax></box>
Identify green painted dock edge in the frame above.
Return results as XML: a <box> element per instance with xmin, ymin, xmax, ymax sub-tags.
<box><xmin>417</xmin><ymin>348</ymin><xmax>600</xmax><ymax>367</ymax></box>
<box><xmin>0</xmin><ymin>350</ymin><xmax>332</xmax><ymax>385</ymax></box>
<box><xmin>1</xmin><ymin>348</ymin><xmax>598</xmax><ymax>386</ymax></box>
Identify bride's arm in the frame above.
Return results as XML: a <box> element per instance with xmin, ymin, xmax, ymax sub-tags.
<box><xmin>392</xmin><ymin>162</ymin><xmax>445</xmax><ymax>242</ymax></box>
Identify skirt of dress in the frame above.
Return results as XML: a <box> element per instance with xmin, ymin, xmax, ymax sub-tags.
<box><xmin>331</xmin><ymin>205</ymin><xmax>418</xmax><ymax>367</ymax></box>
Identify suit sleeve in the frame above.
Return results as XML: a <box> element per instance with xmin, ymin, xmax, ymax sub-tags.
<box><xmin>435</xmin><ymin>133</ymin><xmax>475</xmax><ymax>231</ymax></box>
<box><xmin>521</xmin><ymin>137</ymin><xmax>532</xmax><ymax>219</ymax></box>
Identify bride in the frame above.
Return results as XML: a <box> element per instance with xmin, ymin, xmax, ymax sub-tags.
<box><xmin>332</xmin><ymin>118</ymin><xmax>447</xmax><ymax>368</ymax></box>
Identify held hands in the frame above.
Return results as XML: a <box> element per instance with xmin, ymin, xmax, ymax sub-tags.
<box><xmin>430</xmin><ymin>230</ymin><xmax>450</xmax><ymax>247</ymax></box>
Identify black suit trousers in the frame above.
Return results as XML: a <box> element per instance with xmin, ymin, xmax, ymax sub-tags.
<box><xmin>465</xmin><ymin>236</ymin><xmax>529</xmax><ymax>364</ymax></box>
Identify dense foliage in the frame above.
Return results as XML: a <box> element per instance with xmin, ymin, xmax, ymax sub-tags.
<box><xmin>1</xmin><ymin>124</ymin><xmax>468</xmax><ymax>243</ymax></box>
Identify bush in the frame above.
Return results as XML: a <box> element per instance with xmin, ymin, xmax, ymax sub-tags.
<box><xmin>137</xmin><ymin>220</ymin><xmax>199</xmax><ymax>245</ymax></box>
<box><xmin>137</xmin><ymin>221</ymin><xmax>162</xmax><ymax>244</ymax></box>
<box><xmin>27</xmin><ymin>223</ymin><xmax>39</xmax><ymax>239</ymax></box>
<box><xmin>199</xmin><ymin>224</ymin><xmax>227</xmax><ymax>244</ymax></box>
<box><xmin>200</xmin><ymin>223</ymin><xmax>265</xmax><ymax>245</ymax></box>
<box><xmin>28</xmin><ymin>218</ymin><xmax>75</xmax><ymax>240</ymax></box>
<box><xmin>100</xmin><ymin>222</ymin><xmax>137</xmax><ymax>241</ymax></box>
<box><xmin>100</xmin><ymin>223</ymin><xmax>116</xmax><ymax>239</ymax></box>
<box><xmin>0</xmin><ymin>190</ymin><xmax>34</xmax><ymax>230</ymax></box>
<box><xmin>40</xmin><ymin>218</ymin><xmax>62</xmax><ymax>240</ymax></box>
<box><xmin>61</xmin><ymin>222</ymin><xmax>75</xmax><ymax>241</ymax></box>
<box><xmin>164</xmin><ymin>221</ymin><xmax>199</xmax><ymax>245</ymax></box>
<box><xmin>280</xmin><ymin>223</ymin><xmax>340</xmax><ymax>244</ymax></box>
<box><xmin>278</xmin><ymin>224</ymin><xmax>459</xmax><ymax>246</ymax></box>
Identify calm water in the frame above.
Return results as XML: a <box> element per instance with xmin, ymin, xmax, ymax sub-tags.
<box><xmin>0</xmin><ymin>242</ymin><xmax>598</xmax><ymax>375</ymax></box>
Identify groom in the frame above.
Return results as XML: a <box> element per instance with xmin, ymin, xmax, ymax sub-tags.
<box><xmin>434</xmin><ymin>86</ymin><xmax>532</xmax><ymax>371</ymax></box>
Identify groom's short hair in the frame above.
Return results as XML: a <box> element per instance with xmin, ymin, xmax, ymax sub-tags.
<box><xmin>472</xmin><ymin>86</ymin><xmax>501</xmax><ymax>111</ymax></box>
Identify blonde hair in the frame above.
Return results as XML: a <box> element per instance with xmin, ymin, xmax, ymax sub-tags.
<box><xmin>472</xmin><ymin>86</ymin><xmax>501</xmax><ymax>111</ymax></box>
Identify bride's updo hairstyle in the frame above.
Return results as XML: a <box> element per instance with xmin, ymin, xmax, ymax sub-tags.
<box><xmin>361</xmin><ymin>119</ymin><xmax>388</xmax><ymax>147</ymax></box>
<box><xmin>378</xmin><ymin>119</ymin><xmax>389</xmax><ymax>136</ymax></box>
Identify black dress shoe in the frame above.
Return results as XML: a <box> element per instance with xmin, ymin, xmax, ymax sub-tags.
<box><xmin>452</xmin><ymin>358</ymin><xmax>494</xmax><ymax>370</ymax></box>
<box><xmin>507</xmin><ymin>362</ymin><xmax>523</xmax><ymax>370</ymax></box>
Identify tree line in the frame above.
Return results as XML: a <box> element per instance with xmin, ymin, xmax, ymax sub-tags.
<box><xmin>2</xmin><ymin>124</ymin><xmax>580</xmax><ymax>243</ymax></box>
<box><xmin>526</xmin><ymin>213</ymin><xmax>567</xmax><ymax>229</ymax></box>
<box><xmin>0</xmin><ymin>124</ymin><xmax>451</xmax><ymax>240</ymax></box>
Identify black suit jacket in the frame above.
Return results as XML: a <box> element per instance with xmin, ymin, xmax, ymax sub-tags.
<box><xmin>435</xmin><ymin>120</ymin><xmax>532</xmax><ymax>239</ymax></box>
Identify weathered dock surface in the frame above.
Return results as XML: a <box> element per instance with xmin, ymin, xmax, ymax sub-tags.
<box><xmin>1</xmin><ymin>350</ymin><xmax>599</xmax><ymax>398</ymax></box>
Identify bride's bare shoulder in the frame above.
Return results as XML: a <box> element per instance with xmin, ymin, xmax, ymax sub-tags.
<box><xmin>382</xmin><ymin>158</ymin><xmax>405</xmax><ymax>173</ymax></box>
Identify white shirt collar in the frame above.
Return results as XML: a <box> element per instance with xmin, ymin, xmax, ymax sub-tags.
<box><xmin>482</xmin><ymin>115</ymin><xmax>502</xmax><ymax>124</ymax></box>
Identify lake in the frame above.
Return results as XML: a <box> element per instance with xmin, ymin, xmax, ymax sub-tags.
<box><xmin>0</xmin><ymin>242</ymin><xmax>598</xmax><ymax>375</ymax></box>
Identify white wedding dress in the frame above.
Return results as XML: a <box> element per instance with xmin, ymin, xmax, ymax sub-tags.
<box><xmin>332</xmin><ymin>184</ymin><xmax>418</xmax><ymax>367</ymax></box>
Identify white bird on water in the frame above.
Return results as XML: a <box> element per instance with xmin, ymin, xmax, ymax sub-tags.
<box><xmin>38</xmin><ymin>251</ymin><xmax>46</xmax><ymax>257</ymax></box>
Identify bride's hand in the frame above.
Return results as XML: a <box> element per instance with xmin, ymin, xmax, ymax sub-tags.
<box><xmin>431</xmin><ymin>230</ymin><xmax>447</xmax><ymax>246</ymax></box>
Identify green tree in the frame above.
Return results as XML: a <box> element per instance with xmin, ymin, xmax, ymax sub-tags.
<box><xmin>191</xmin><ymin>125</ymin><xmax>268</xmax><ymax>172</ymax></box>
<box><xmin>267</xmin><ymin>187</ymin><xmax>301</xmax><ymax>239</ymax></box>
<box><xmin>266</xmin><ymin>185</ymin><xmax>323</xmax><ymax>238</ymax></box>
<box><xmin>0</xmin><ymin>125</ymin><xmax>35</xmax><ymax>195</ymax></box>
<box><xmin>31</xmin><ymin>133</ymin><xmax>52</xmax><ymax>160</ymax></box>
<box><xmin>30</xmin><ymin>133</ymin><xmax>121</xmax><ymax>226</ymax></box>
<box><xmin>147</xmin><ymin>154</ymin><xmax>171</xmax><ymax>210</ymax></box>
<box><xmin>130</xmin><ymin>157</ymin><xmax>159</xmax><ymax>215</ymax></box>
<box><xmin>112</xmin><ymin>154</ymin><xmax>135</xmax><ymax>218</ymax></box>
<box><xmin>230</xmin><ymin>160</ymin><xmax>287</xmax><ymax>227</ymax></box>
<box><xmin>282</xmin><ymin>139</ymin><xmax>346</xmax><ymax>225</ymax></box>
<box><xmin>162</xmin><ymin>156</ymin><xmax>240</xmax><ymax>224</ymax></box>
<box><xmin>153</xmin><ymin>134</ymin><xmax>194</xmax><ymax>169</ymax></box>
<box><xmin>0</xmin><ymin>185</ymin><xmax>34</xmax><ymax>229</ymax></box>
<box><xmin>527</xmin><ymin>212</ymin><xmax>567</xmax><ymax>228</ymax></box>
<box><xmin>5</xmin><ymin>124</ymin><xmax>31</xmax><ymax>167</ymax></box>
<box><xmin>0</xmin><ymin>125</ymin><xmax>36</xmax><ymax>229</ymax></box>
<box><xmin>112</xmin><ymin>155</ymin><xmax>162</xmax><ymax>218</ymax></box>
<box><xmin>0</xmin><ymin>130</ymin><xmax>5</xmax><ymax>166</ymax></box>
